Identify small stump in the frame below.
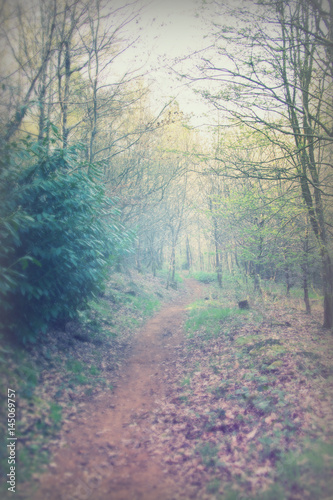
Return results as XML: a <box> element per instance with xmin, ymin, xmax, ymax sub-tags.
<box><xmin>238</xmin><ymin>300</ymin><xmax>249</xmax><ymax>310</ymax></box>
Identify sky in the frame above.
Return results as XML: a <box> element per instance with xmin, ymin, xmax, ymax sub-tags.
<box><xmin>116</xmin><ymin>0</ymin><xmax>217</xmax><ymax>127</ymax></box>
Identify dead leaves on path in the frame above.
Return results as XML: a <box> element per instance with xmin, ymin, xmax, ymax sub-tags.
<box><xmin>0</xmin><ymin>271</ymin><xmax>180</xmax><ymax>487</ymax></box>
<box><xmin>4</xmin><ymin>275</ymin><xmax>333</xmax><ymax>500</ymax></box>
<box><xmin>136</xmin><ymin>302</ymin><xmax>333</xmax><ymax>499</ymax></box>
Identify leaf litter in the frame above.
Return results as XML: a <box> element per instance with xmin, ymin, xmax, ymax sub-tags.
<box><xmin>138</xmin><ymin>283</ymin><xmax>333</xmax><ymax>499</ymax></box>
<box><xmin>1</xmin><ymin>277</ymin><xmax>332</xmax><ymax>500</ymax></box>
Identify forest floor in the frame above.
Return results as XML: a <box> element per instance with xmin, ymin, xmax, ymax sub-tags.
<box><xmin>2</xmin><ymin>274</ymin><xmax>333</xmax><ymax>500</ymax></box>
<box><xmin>16</xmin><ymin>277</ymin><xmax>202</xmax><ymax>500</ymax></box>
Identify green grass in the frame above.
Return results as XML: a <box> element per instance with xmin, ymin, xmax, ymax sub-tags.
<box><xmin>290</xmin><ymin>287</ymin><xmax>322</xmax><ymax>300</ymax></box>
<box><xmin>156</xmin><ymin>268</ymin><xmax>184</xmax><ymax>284</ymax></box>
<box><xmin>255</xmin><ymin>441</ymin><xmax>333</xmax><ymax>500</ymax></box>
<box><xmin>216</xmin><ymin>440</ymin><xmax>333</xmax><ymax>500</ymax></box>
<box><xmin>15</xmin><ymin>444</ymin><xmax>49</xmax><ymax>483</ymax></box>
<box><xmin>190</xmin><ymin>270</ymin><xmax>323</xmax><ymax>311</ymax></box>
<box><xmin>65</xmin><ymin>359</ymin><xmax>107</xmax><ymax>387</ymax></box>
<box><xmin>181</xmin><ymin>375</ymin><xmax>191</xmax><ymax>386</ymax></box>
<box><xmin>69</xmin><ymin>373</ymin><xmax>88</xmax><ymax>385</ymax></box>
<box><xmin>87</xmin><ymin>298</ymin><xmax>112</xmax><ymax>317</ymax></box>
<box><xmin>196</xmin><ymin>442</ymin><xmax>220</xmax><ymax>468</ymax></box>
<box><xmin>77</xmin><ymin>276</ymin><xmax>162</xmax><ymax>341</ymax></box>
<box><xmin>49</xmin><ymin>402</ymin><xmax>62</xmax><ymax>426</ymax></box>
<box><xmin>97</xmin><ymin>282</ymin><xmax>161</xmax><ymax>319</ymax></box>
<box><xmin>190</xmin><ymin>271</ymin><xmax>217</xmax><ymax>284</ymax></box>
<box><xmin>179</xmin><ymin>278</ymin><xmax>333</xmax><ymax>500</ymax></box>
<box><xmin>207</xmin><ymin>478</ymin><xmax>220</xmax><ymax>494</ymax></box>
<box><xmin>185</xmin><ymin>301</ymin><xmax>246</xmax><ymax>338</ymax></box>
<box><xmin>89</xmin><ymin>365</ymin><xmax>100</xmax><ymax>376</ymax></box>
<box><xmin>66</xmin><ymin>359</ymin><xmax>84</xmax><ymax>374</ymax></box>
<box><xmin>130</xmin><ymin>294</ymin><xmax>160</xmax><ymax>316</ymax></box>
<box><xmin>0</xmin><ymin>343</ymin><xmax>42</xmax><ymax>495</ymax></box>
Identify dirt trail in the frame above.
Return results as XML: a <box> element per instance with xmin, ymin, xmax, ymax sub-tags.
<box><xmin>31</xmin><ymin>279</ymin><xmax>203</xmax><ymax>500</ymax></box>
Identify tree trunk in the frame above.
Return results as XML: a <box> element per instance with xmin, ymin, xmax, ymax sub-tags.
<box><xmin>285</xmin><ymin>263</ymin><xmax>292</xmax><ymax>297</ymax></box>
<box><xmin>303</xmin><ymin>271</ymin><xmax>311</xmax><ymax>315</ymax></box>
<box><xmin>215</xmin><ymin>244</ymin><xmax>222</xmax><ymax>288</ymax></box>
<box><xmin>254</xmin><ymin>272</ymin><xmax>262</xmax><ymax>295</ymax></box>
<box><xmin>197</xmin><ymin>230</ymin><xmax>204</xmax><ymax>271</ymax></box>
<box><xmin>62</xmin><ymin>41</ymin><xmax>70</xmax><ymax>148</ymax></box>
<box><xmin>209</xmin><ymin>198</ymin><xmax>222</xmax><ymax>287</ymax></box>
<box><xmin>136</xmin><ymin>237</ymin><xmax>141</xmax><ymax>273</ymax></box>
<box><xmin>322</xmin><ymin>249</ymin><xmax>333</xmax><ymax>329</ymax></box>
<box><xmin>301</xmin><ymin>228</ymin><xmax>311</xmax><ymax>314</ymax></box>
<box><xmin>167</xmin><ymin>244</ymin><xmax>176</xmax><ymax>289</ymax></box>
<box><xmin>186</xmin><ymin>236</ymin><xmax>192</xmax><ymax>270</ymax></box>
<box><xmin>37</xmin><ymin>63</ymin><xmax>48</xmax><ymax>142</ymax></box>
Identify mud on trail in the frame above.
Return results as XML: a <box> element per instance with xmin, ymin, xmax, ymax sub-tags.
<box><xmin>29</xmin><ymin>279</ymin><xmax>203</xmax><ymax>500</ymax></box>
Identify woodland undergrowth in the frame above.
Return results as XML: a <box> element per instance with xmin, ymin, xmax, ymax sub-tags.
<box><xmin>1</xmin><ymin>272</ymin><xmax>332</xmax><ymax>500</ymax></box>
<box><xmin>140</xmin><ymin>276</ymin><xmax>333</xmax><ymax>500</ymax></box>
<box><xmin>0</xmin><ymin>270</ymin><xmax>179</xmax><ymax>492</ymax></box>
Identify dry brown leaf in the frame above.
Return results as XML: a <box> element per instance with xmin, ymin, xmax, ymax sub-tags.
<box><xmin>246</xmin><ymin>427</ymin><xmax>258</xmax><ymax>440</ymax></box>
<box><xmin>255</xmin><ymin>466</ymin><xmax>271</xmax><ymax>476</ymax></box>
<box><xmin>264</xmin><ymin>413</ymin><xmax>278</xmax><ymax>424</ymax></box>
<box><xmin>225</xmin><ymin>410</ymin><xmax>235</xmax><ymax>419</ymax></box>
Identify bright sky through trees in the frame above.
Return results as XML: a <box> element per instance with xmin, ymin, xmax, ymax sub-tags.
<box><xmin>115</xmin><ymin>0</ymin><xmax>213</xmax><ymax>125</ymax></box>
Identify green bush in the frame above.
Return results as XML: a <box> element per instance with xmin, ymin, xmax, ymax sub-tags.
<box><xmin>190</xmin><ymin>271</ymin><xmax>217</xmax><ymax>284</ymax></box>
<box><xmin>0</xmin><ymin>139</ymin><xmax>134</xmax><ymax>342</ymax></box>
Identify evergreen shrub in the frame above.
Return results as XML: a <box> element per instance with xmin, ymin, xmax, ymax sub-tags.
<box><xmin>0</xmin><ymin>139</ymin><xmax>133</xmax><ymax>342</ymax></box>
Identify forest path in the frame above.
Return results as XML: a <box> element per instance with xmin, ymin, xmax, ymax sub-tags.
<box><xmin>32</xmin><ymin>278</ymin><xmax>203</xmax><ymax>500</ymax></box>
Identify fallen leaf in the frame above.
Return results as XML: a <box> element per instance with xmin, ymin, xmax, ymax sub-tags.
<box><xmin>255</xmin><ymin>466</ymin><xmax>271</xmax><ymax>475</ymax></box>
<box><xmin>265</xmin><ymin>413</ymin><xmax>278</xmax><ymax>424</ymax></box>
<box><xmin>246</xmin><ymin>427</ymin><xmax>258</xmax><ymax>440</ymax></box>
<box><xmin>225</xmin><ymin>410</ymin><xmax>235</xmax><ymax>419</ymax></box>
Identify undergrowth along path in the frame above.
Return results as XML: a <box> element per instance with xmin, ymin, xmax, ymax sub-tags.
<box><xmin>29</xmin><ymin>278</ymin><xmax>203</xmax><ymax>500</ymax></box>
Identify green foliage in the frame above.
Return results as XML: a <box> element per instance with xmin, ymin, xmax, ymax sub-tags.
<box><xmin>196</xmin><ymin>442</ymin><xmax>219</xmax><ymax>467</ymax></box>
<box><xmin>0</xmin><ymin>346</ymin><xmax>39</xmax><ymax>400</ymax></box>
<box><xmin>186</xmin><ymin>301</ymin><xmax>245</xmax><ymax>338</ymax></box>
<box><xmin>157</xmin><ymin>268</ymin><xmax>183</xmax><ymax>284</ymax></box>
<box><xmin>223</xmin><ymin>491</ymin><xmax>240</xmax><ymax>500</ymax></box>
<box><xmin>130</xmin><ymin>294</ymin><xmax>160</xmax><ymax>316</ymax></box>
<box><xmin>69</xmin><ymin>373</ymin><xmax>88</xmax><ymax>385</ymax></box>
<box><xmin>179</xmin><ymin>280</ymin><xmax>333</xmax><ymax>499</ymax></box>
<box><xmin>0</xmin><ymin>139</ymin><xmax>134</xmax><ymax>342</ymax></box>
<box><xmin>254</xmin><ymin>484</ymin><xmax>284</xmax><ymax>500</ymax></box>
<box><xmin>49</xmin><ymin>402</ymin><xmax>62</xmax><ymax>426</ymax></box>
<box><xmin>14</xmin><ymin>444</ymin><xmax>49</xmax><ymax>483</ymax></box>
<box><xmin>206</xmin><ymin>478</ymin><xmax>220</xmax><ymax>494</ymax></box>
<box><xmin>269</xmin><ymin>441</ymin><xmax>333</xmax><ymax>499</ymax></box>
<box><xmin>66</xmin><ymin>359</ymin><xmax>84</xmax><ymax>374</ymax></box>
<box><xmin>181</xmin><ymin>375</ymin><xmax>191</xmax><ymax>386</ymax></box>
<box><xmin>89</xmin><ymin>365</ymin><xmax>100</xmax><ymax>375</ymax></box>
<box><xmin>190</xmin><ymin>271</ymin><xmax>217</xmax><ymax>284</ymax></box>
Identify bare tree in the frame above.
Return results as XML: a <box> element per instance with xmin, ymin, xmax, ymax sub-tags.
<box><xmin>188</xmin><ymin>0</ymin><xmax>333</xmax><ymax>328</ymax></box>
<box><xmin>0</xmin><ymin>0</ymin><xmax>57</xmax><ymax>142</ymax></box>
